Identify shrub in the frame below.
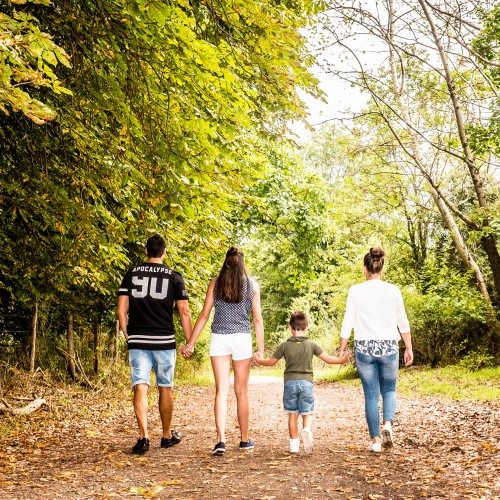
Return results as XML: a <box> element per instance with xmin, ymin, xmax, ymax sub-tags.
<box><xmin>404</xmin><ymin>264</ymin><xmax>490</xmax><ymax>366</ymax></box>
<box><xmin>459</xmin><ymin>349</ymin><xmax>495</xmax><ymax>371</ymax></box>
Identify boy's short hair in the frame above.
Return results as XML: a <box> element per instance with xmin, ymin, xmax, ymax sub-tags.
<box><xmin>289</xmin><ymin>311</ymin><xmax>308</xmax><ymax>331</ymax></box>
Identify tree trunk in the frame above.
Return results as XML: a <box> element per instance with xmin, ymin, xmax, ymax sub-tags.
<box><xmin>93</xmin><ymin>317</ymin><xmax>99</xmax><ymax>375</ymax></box>
<box><xmin>480</xmin><ymin>234</ymin><xmax>500</xmax><ymax>305</ymax></box>
<box><xmin>66</xmin><ymin>310</ymin><xmax>77</xmax><ymax>380</ymax></box>
<box><xmin>432</xmin><ymin>192</ymin><xmax>491</xmax><ymax>302</ymax></box>
<box><xmin>29</xmin><ymin>302</ymin><xmax>38</xmax><ymax>373</ymax></box>
<box><xmin>418</xmin><ymin>0</ymin><xmax>500</xmax><ymax>303</ymax></box>
<box><xmin>384</xmin><ymin>0</ymin><xmax>491</xmax><ymax>304</ymax></box>
<box><xmin>114</xmin><ymin>319</ymin><xmax>120</xmax><ymax>362</ymax></box>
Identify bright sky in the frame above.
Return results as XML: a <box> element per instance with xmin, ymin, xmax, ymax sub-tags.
<box><xmin>289</xmin><ymin>69</ymin><xmax>368</xmax><ymax>141</ymax></box>
<box><xmin>289</xmin><ymin>22</ymin><xmax>377</xmax><ymax>142</ymax></box>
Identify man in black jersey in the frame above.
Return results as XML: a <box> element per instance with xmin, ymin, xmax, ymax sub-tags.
<box><xmin>117</xmin><ymin>234</ymin><xmax>192</xmax><ymax>455</ymax></box>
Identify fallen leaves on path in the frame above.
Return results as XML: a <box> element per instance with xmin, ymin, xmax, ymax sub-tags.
<box><xmin>1</xmin><ymin>380</ymin><xmax>499</xmax><ymax>499</ymax></box>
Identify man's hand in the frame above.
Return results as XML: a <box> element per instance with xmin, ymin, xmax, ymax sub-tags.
<box><xmin>180</xmin><ymin>344</ymin><xmax>194</xmax><ymax>359</ymax></box>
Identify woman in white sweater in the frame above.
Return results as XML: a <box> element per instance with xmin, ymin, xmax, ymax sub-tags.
<box><xmin>339</xmin><ymin>247</ymin><xmax>413</xmax><ymax>453</ymax></box>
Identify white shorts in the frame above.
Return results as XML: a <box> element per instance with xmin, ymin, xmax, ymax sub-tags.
<box><xmin>210</xmin><ymin>332</ymin><xmax>253</xmax><ymax>360</ymax></box>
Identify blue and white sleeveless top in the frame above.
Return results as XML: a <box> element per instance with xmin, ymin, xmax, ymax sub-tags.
<box><xmin>211</xmin><ymin>277</ymin><xmax>254</xmax><ymax>334</ymax></box>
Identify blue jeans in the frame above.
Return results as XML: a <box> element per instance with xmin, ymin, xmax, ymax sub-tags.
<box><xmin>355</xmin><ymin>350</ymin><xmax>398</xmax><ymax>438</ymax></box>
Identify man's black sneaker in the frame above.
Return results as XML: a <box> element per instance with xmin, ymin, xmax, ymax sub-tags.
<box><xmin>160</xmin><ymin>430</ymin><xmax>182</xmax><ymax>448</ymax></box>
<box><xmin>212</xmin><ymin>442</ymin><xmax>226</xmax><ymax>455</ymax></box>
<box><xmin>132</xmin><ymin>438</ymin><xmax>150</xmax><ymax>455</ymax></box>
<box><xmin>239</xmin><ymin>439</ymin><xmax>255</xmax><ymax>450</ymax></box>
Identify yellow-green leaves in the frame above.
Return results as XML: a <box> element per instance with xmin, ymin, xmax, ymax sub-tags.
<box><xmin>0</xmin><ymin>4</ymin><xmax>72</xmax><ymax>123</ymax></box>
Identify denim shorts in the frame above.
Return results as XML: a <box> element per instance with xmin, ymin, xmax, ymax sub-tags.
<box><xmin>128</xmin><ymin>349</ymin><xmax>176</xmax><ymax>388</ymax></box>
<box><xmin>283</xmin><ymin>379</ymin><xmax>315</xmax><ymax>415</ymax></box>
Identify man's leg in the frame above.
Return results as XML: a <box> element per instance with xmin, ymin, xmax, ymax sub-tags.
<box><xmin>133</xmin><ymin>383</ymin><xmax>149</xmax><ymax>439</ymax></box>
<box><xmin>154</xmin><ymin>349</ymin><xmax>179</xmax><ymax>445</ymax></box>
<box><xmin>129</xmin><ymin>349</ymin><xmax>152</xmax><ymax>441</ymax></box>
<box><xmin>159</xmin><ymin>387</ymin><xmax>173</xmax><ymax>438</ymax></box>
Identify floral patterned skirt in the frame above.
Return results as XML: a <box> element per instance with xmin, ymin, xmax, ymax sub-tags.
<box><xmin>355</xmin><ymin>339</ymin><xmax>398</xmax><ymax>357</ymax></box>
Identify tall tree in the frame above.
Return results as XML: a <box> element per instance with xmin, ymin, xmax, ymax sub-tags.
<box><xmin>316</xmin><ymin>0</ymin><xmax>500</xmax><ymax>304</ymax></box>
<box><xmin>0</xmin><ymin>0</ymin><xmax>320</xmax><ymax>372</ymax></box>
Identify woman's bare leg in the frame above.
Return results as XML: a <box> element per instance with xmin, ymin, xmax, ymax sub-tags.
<box><xmin>211</xmin><ymin>355</ymin><xmax>232</xmax><ymax>443</ymax></box>
<box><xmin>232</xmin><ymin>357</ymin><xmax>252</xmax><ymax>442</ymax></box>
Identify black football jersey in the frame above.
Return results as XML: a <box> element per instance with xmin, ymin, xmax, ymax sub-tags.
<box><xmin>118</xmin><ymin>263</ymin><xmax>188</xmax><ymax>350</ymax></box>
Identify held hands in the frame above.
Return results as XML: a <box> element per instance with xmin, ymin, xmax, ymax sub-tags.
<box><xmin>252</xmin><ymin>351</ymin><xmax>265</xmax><ymax>365</ymax></box>
<box><xmin>339</xmin><ymin>352</ymin><xmax>350</xmax><ymax>365</ymax></box>
<box><xmin>180</xmin><ymin>344</ymin><xmax>194</xmax><ymax>359</ymax></box>
<box><xmin>337</xmin><ymin>349</ymin><xmax>352</xmax><ymax>365</ymax></box>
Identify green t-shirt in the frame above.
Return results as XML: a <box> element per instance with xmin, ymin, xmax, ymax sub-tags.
<box><xmin>272</xmin><ymin>336</ymin><xmax>323</xmax><ymax>383</ymax></box>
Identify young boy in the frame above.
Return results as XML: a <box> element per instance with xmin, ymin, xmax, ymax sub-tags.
<box><xmin>253</xmin><ymin>311</ymin><xmax>349</xmax><ymax>454</ymax></box>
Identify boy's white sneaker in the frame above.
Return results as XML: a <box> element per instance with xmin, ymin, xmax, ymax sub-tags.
<box><xmin>368</xmin><ymin>441</ymin><xmax>382</xmax><ymax>453</ymax></box>
<box><xmin>289</xmin><ymin>437</ymin><xmax>300</xmax><ymax>454</ymax></box>
<box><xmin>381</xmin><ymin>422</ymin><xmax>394</xmax><ymax>448</ymax></box>
<box><xmin>301</xmin><ymin>428</ymin><xmax>313</xmax><ymax>454</ymax></box>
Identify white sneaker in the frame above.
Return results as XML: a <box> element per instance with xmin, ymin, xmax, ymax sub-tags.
<box><xmin>381</xmin><ymin>422</ymin><xmax>394</xmax><ymax>448</ymax></box>
<box><xmin>289</xmin><ymin>437</ymin><xmax>300</xmax><ymax>453</ymax></box>
<box><xmin>368</xmin><ymin>441</ymin><xmax>382</xmax><ymax>453</ymax></box>
<box><xmin>301</xmin><ymin>428</ymin><xmax>313</xmax><ymax>454</ymax></box>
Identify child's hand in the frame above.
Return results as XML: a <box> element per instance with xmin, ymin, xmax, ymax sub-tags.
<box><xmin>338</xmin><ymin>349</ymin><xmax>351</xmax><ymax>364</ymax></box>
<box><xmin>253</xmin><ymin>352</ymin><xmax>263</xmax><ymax>365</ymax></box>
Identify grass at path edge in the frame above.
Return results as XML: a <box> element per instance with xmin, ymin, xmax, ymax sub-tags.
<box><xmin>315</xmin><ymin>364</ymin><xmax>500</xmax><ymax>401</ymax></box>
<box><xmin>195</xmin><ymin>364</ymin><xmax>500</xmax><ymax>401</ymax></box>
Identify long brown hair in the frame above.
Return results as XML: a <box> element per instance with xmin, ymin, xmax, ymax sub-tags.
<box><xmin>214</xmin><ymin>246</ymin><xmax>248</xmax><ymax>303</ymax></box>
<box><xmin>363</xmin><ymin>246</ymin><xmax>385</xmax><ymax>274</ymax></box>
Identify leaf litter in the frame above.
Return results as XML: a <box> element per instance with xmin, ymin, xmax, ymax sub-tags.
<box><xmin>0</xmin><ymin>380</ymin><xmax>498</xmax><ymax>499</ymax></box>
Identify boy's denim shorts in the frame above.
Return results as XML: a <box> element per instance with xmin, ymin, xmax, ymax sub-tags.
<box><xmin>283</xmin><ymin>379</ymin><xmax>315</xmax><ymax>415</ymax></box>
<box><xmin>128</xmin><ymin>349</ymin><xmax>176</xmax><ymax>388</ymax></box>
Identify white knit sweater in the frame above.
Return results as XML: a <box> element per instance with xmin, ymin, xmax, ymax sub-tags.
<box><xmin>340</xmin><ymin>279</ymin><xmax>410</xmax><ymax>341</ymax></box>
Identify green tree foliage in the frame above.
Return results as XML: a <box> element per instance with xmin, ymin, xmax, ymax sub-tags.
<box><xmin>238</xmin><ymin>145</ymin><xmax>336</xmax><ymax>340</ymax></box>
<box><xmin>314</xmin><ymin>0</ymin><xmax>500</xmax><ymax>308</ymax></box>
<box><xmin>0</xmin><ymin>0</ymin><xmax>319</xmax><ymax>373</ymax></box>
<box><xmin>469</xmin><ymin>4</ymin><xmax>500</xmax><ymax>156</ymax></box>
<box><xmin>405</xmin><ymin>262</ymin><xmax>489</xmax><ymax>367</ymax></box>
<box><xmin>0</xmin><ymin>0</ymin><xmax>71</xmax><ymax>123</ymax></box>
<box><xmin>237</xmin><ymin>128</ymin><xmax>494</xmax><ymax>365</ymax></box>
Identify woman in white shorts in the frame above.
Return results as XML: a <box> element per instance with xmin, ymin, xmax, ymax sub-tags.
<box><xmin>181</xmin><ymin>247</ymin><xmax>264</xmax><ymax>455</ymax></box>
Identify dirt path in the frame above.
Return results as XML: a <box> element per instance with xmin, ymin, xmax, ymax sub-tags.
<box><xmin>1</xmin><ymin>377</ymin><xmax>499</xmax><ymax>499</ymax></box>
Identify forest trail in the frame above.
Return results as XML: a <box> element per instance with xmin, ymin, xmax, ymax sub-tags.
<box><xmin>1</xmin><ymin>377</ymin><xmax>498</xmax><ymax>499</ymax></box>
